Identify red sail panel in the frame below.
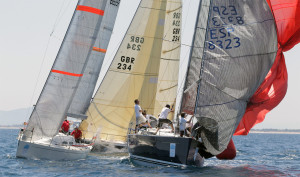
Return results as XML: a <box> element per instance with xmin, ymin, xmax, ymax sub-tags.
<box><xmin>235</xmin><ymin>0</ymin><xmax>300</xmax><ymax>135</ymax></box>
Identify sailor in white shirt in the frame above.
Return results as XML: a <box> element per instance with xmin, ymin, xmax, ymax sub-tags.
<box><xmin>155</xmin><ymin>104</ymin><xmax>174</xmax><ymax>134</ymax></box>
<box><xmin>179</xmin><ymin>112</ymin><xmax>192</xmax><ymax>137</ymax></box>
<box><xmin>134</xmin><ymin>99</ymin><xmax>147</xmax><ymax>133</ymax></box>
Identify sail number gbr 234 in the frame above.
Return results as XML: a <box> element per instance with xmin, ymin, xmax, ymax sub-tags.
<box><xmin>117</xmin><ymin>56</ymin><xmax>134</xmax><ymax>71</ymax></box>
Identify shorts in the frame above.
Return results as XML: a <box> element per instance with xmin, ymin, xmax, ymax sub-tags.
<box><xmin>136</xmin><ymin>115</ymin><xmax>147</xmax><ymax>125</ymax></box>
<box><xmin>158</xmin><ymin>118</ymin><xmax>172</xmax><ymax>128</ymax></box>
<box><xmin>180</xmin><ymin>130</ymin><xmax>185</xmax><ymax>137</ymax></box>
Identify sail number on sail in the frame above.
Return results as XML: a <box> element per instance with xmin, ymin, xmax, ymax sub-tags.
<box><xmin>117</xmin><ymin>56</ymin><xmax>135</xmax><ymax>71</ymax></box>
<box><xmin>110</xmin><ymin>0</ymin><xmax>120</xmax><ymax>6</ymax></box>
<box><xmin>127</xmin><ymin>36</ymin><xmax>144</xmax><ymax>51</ymax></box>
<box><xmin>208</xmin><ymin>5</ymin><xmax>242</xmax><ymax>50</ymax></box>
<box><xmin>172</xmin><ymin>12</ymin><xmax>181</xmax><ymax>42</ymax></box>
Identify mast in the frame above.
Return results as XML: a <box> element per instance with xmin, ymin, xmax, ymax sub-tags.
<box><xmin>180</xmin><ymin>0</ymin><xmax>211</xmax><ymax>115</ymax></box>
<box><xmin>178</xmin><ymin>0</ymin><xmax>202</xmax><ymax>114</ymax></box>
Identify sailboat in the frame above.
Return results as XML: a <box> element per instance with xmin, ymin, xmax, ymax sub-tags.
<box><xmin>79</xmin><ymin>0</ymin><xmax>184</xmax><ymax>151</ymax></box>
<box><xmin>128</xmin><ymin>0</ymin><xmax>285</xmax><ymax>166</ymax></box>
<box><xmin>16</xmin><ymin>0</ymin><xmax>121</xmax><ymax>160</ymax></box>
<box><xmin>79</xmin><ymin>0</ymin><xmax>204</xmax><ymax>166</ymax></box>
<box><xmin>80</xmin><ymin>0</ymin><xmax>300</xmax><ymax>166</ymax></box>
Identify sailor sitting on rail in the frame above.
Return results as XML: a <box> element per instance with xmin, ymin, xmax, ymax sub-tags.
<box><xmin>155</xmin><ymin>104</ymin><xmax>174</xmax><ymax>135</ymax></box>
<box><xmin>141</xmin><ymin>110</ymin><xmax>153</xmax><ymax>128</ymax></box>
<box><xmin>71</xmin><ymin>126</ymin><xmax>82</xmax><ymax>143</ymax></box>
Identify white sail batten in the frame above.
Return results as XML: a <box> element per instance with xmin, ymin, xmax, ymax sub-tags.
<box><xmin>68</xmin><ymin>0</ymin><xmax>121</xmax><ymax>117</ymax></box>
<box><xmin>23</xmin><ymin>0</ymin><xmax>112</xmax><ymax>141</ymax></box>
<box><xmin>184</xmin><ymin>0</ymin><xmax>278</xmax><ymax>155</ymax></box>
<box><xmin>80</xmin><ymin>0</ymin><xmax>177</xmax><ymax>143</ymax></box>
<box><xmin>153</xmin><ymin>1</ymin><xmax>182</xmax><ymax>120</ymax></box>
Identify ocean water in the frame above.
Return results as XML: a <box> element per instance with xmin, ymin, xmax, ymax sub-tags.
<box><xmin>1</xmin><ymin>129</ymin><xmax>299</xmax><ymax>177</ymax></box>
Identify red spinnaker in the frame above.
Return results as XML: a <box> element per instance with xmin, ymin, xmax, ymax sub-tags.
<box><xmin>235</xmin><ymin>0</ymin><xmax>300</xmax><ymax>135</ymax></box>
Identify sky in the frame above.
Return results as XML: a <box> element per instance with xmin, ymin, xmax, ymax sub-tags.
<box><xmin>0</xmin><ymin>0</ymin><xmax>299</xmax><ymax>129</ymax></box>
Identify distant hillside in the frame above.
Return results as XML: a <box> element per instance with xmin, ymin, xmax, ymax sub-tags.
<box><xmin>0</xmin><ymin>108</ymin><xmax>32</xmax><ymax>126</ymax></box>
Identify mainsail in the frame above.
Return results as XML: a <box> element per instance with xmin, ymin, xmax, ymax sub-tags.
<box><xmin>80</xmin><ymin>0</ymin><xmax>182</xmax><ymax>142</ymax></box>
<box><xmin>68</xmin><ymin>0</ymin><xmax>121</xmax><ymax>119</ymax></box>
<box><xmin>181</xmin><ymin>0</ymin><xmax>278</xmax><ymax>155</ymax></box>
<box><xmin>23</xmin><ymin>0</ymin><xmax>120</xmax><ymax>141</ymax></box>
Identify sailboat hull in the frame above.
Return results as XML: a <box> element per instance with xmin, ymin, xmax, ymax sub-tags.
<box><xmin>128</xmin><ymin>134</ymin><xmax>204</xmax><ymax>167</ymax></box>
<box><xmin>16</xmin><ymin>140</ymin><xmax>92</xmax><ymax>161</ymax></box>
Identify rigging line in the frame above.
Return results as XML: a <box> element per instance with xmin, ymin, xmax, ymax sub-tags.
<box><xmin>25</xmin><ymin>33</ymin><xmax>52</xmax><ymax>121</ymax></box>
<box><xmin>51</xmin><ymin>0</ymin><xmax>73</xmax><ymax>35</ymax></box>
<box><xmin>25</xmin><ymin>0</ymin><xmax>75</xmax><ymax>122</ymax></box>
<box><xmin>92</xmin><ymin>102</ymin><xmax>128</xmax><ymax>130</ymax></box>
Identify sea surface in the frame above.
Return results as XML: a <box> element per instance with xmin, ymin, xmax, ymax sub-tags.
<box><xmin>1</xmin><ymin>129</ymin><xmax>299</xmax><ymax>177</ymax></box>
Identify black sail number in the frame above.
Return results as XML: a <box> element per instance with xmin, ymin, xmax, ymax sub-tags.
<box><xmin>117</xmin><ymin>56</ymin><xmax>135</xmax><ymax>71</ymax></box>
<box><xmin>127</xmin><ymin>36</ymin><xmax>144</xmax><ymax>51</ymax></box>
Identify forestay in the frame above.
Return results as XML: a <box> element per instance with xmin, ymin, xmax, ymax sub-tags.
<box><xmin>23</xmin><ymin>0</ymin><xmax>119</xmax><ymax>141</ymax></box>
<box><xmin>182</xmin><ymin>0</ymin><xmax>277</xmax><ymax>155</ymax></box>
<box><xmin>80</xmin><ymin>0</ymin><xmax>182</xmax><ymax>143</ymax></box>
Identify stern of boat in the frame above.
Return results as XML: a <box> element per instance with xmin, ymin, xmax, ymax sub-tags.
<box><xmin>127</xmin><ymin>134</ymin><xmax>204</xmax><ymax>167</ymax></box>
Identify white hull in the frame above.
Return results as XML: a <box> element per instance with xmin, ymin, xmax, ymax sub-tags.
<box><xmin>16</xmin><ymin>140</ymin><xmax>92</xmax><ymax>160</ymax></box>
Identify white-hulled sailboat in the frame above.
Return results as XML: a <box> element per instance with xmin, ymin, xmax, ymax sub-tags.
<box><xmin>16</xmin><ymin>0</ymin><xmax>121</xmax><ymax>160</ymax></box>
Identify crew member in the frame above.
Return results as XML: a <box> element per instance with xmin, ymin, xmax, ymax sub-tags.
<box><xmin>134</xmin><ymin>99</ymin><xmax>147</xmax><ymax>133</ymax></box>
<box><xmin>71</xmin><ymin>126</ymin><xmax>82</xmax><ymax>143</ymax></box>
<box><xmin>155</xmin><ymin>104</ymin><xmax>174</xmax><ymax>134</ymax></box>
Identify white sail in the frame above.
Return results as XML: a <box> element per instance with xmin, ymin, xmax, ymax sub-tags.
<box><xmin>182</xmin><ymin>0</ymin><xmax>278</xmax><ymax>155</ymax></box>
<box><xmin>80</xmin><ymin>0</ymin><xmax>181</xmax><ymax>143</ymax></box>
<box><xmin>153</xmin><ymin>1</ymin><xmax>182</xmax><ymax>120</ymax></box>
<box><xmin>68</xmin><ymin>0</ymin><xmax>121</xmax><ymax>119</ymax></box>
<box><xmin>23</xmin><ymin>0</ymin><xmax>118</xmax><ymax>141</ymax></box>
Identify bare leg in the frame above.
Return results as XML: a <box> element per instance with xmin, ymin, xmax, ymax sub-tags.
<box><xmin>155</xmin><ymin>128</ymin><xmax>160</xmax><ymax>135</ymax></box>
<box><xmin>170</xmin><ymin>123</ymin><xmax>174</xmax><ymax>132</ymax></box>
<box><xmin>147</xmin><ymin>121</ymin><xmax>152</xmax><ymax>128</ymax></box>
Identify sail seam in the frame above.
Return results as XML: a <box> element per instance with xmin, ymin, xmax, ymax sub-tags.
<box><xmin>160</xmin><ymin>58</ymin><xmax>180</xmax><ymax>61</ymax></box>
<box><xmin>108</xmin><ymin>70</ymin><xmax>158</xmax><ymax>76</ymax></box>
